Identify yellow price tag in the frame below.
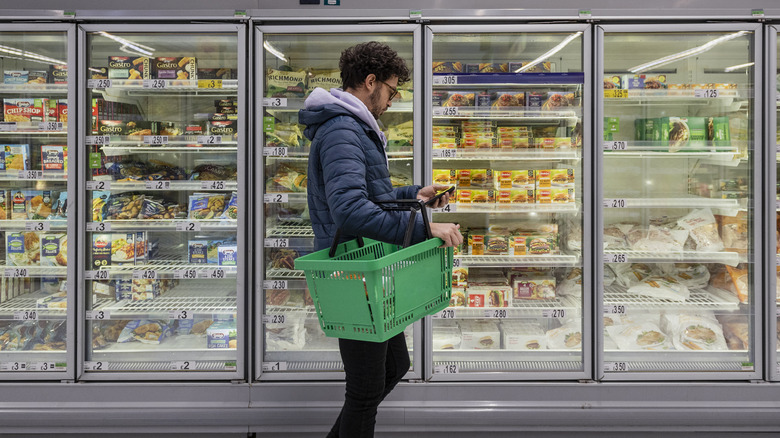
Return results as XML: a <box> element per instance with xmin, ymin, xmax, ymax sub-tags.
<box><xmin>198</xmin><ymin>79</ymin><xmax>223</xmax><ymax>89</ymax></box>
<box><xmin>604</xmin><ymin>89</ymin><xmax>628</xmax><ymax>98</ymax></box>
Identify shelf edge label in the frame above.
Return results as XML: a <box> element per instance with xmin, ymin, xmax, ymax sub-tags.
<box><xmin>434</xmin><ymin>364</ymin><xmax>459</xmax><ymax>374</ymax></box>
<box><xmin>262</xmin><ymin>361</ymin><xmax>288</xmax><ymax>371</ymax></box>
<box><xmin>263</xmin><ymin>280</ymin><xmax>288</xmax><ymax>290</ymax></box>
<box><xmin>262</xmin><ymin>97</ymin><xmax>288</xmax><ymax>108</ymax></box>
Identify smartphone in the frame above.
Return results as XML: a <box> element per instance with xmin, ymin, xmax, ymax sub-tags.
<box><xmin>425</xmin><ymin>185</ymin><xmax>456</xmax><ymax>207</ymax></box>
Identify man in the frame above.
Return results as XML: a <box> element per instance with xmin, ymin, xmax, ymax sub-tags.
<box><xmin>299</xmin><ymin>41</ymin><xmax>462</xmax><ymax>437</ymax></box>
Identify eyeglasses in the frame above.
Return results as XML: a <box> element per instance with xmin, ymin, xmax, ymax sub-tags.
<box><xmin>377</xmin><ymin>79</ymin><xmax>399</xmax><ymax>101</ymax></box>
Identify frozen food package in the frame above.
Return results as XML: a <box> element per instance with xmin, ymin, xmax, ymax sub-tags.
<box><xmin>306</xmin><ymin>69</ymin><xmax>341</xmax><ymax>94</ymax></box>
<box><xmin>432</xmin><ymin>62</ymin><xmax>464</xmax><ymax>73</ymax></box>
<box><xmin>459</xmin><ymin>320</ymin><xmax>500</xmax><ymax>349</ymax></box>
<box><xmin>545</xmin><ymin>320</ymin><xmax>582</xmax><ymax>350</ymax></box>
<box><xmin>557</xmin><ymin>268</ymin><xmax>582</xmax><ymax>297</ymax></box>
<box><xmin>627</xmin><ymin>276</ymin><xmax>690</xmax><ymax>302</ymax></box>
<box><xmin>605</xmin><ymin>322</ymin><xmax>673</xmax><ymax>350</ymax></box>
<box><xmin>677</xmin><ymin>209</ymin><xmax>724</xmax><ymax>252</ymax></box>
<box><xmin>442</xmin><ymin>91</ymin><xmax>475</xmax><ymax>107</ymax></box>
<box><xmin>658</xmin><ymin>263</ymin><xmax>710</xmax><ymax>289</ymax></box>
<box><xmin>266</xmin><ymin>67</ymin><xmax>307</xmax><ymax>98</ymax></box>
<box><xmin>628</xmin><ymin>225</ymin><xmax>688</xmax><ymax>252</ymax></box>
<box><xmin>265</xmin><ymin>310</ymin><xmax>306</xmax><ymax>351</ymax></box>
<box><xmin>117</xmin><ymin>320</ymin><xmax>172</xmax><ymax>345</ymax></box>
<box><xmin>662</xmin><ymin>313</ymin><xmax>728</xmax><ymax>351</ymax></box>
<box><xmin>433</xmin><ymin>326</ymin><xmax>462</xmax><ymax>350</ymax></box>
<box><xmin>501</xmin><ymin>321</ymin><xmax>546</xmax><ymax>350</ymax></box>
<box><xmin>512</xmin><ymin>275</ymin><xmax>555</xmax><ymax>300</ymax></box>
<box><xmin>710</xmin><ymin>265</ymin><xmax>749</xmax><ymax>304</ymax></box>
<box><xmin>716</xmin><ymin>314</ymin><xmax>750</xmax><ymax>350</ymax></box>
<box><xmin>718</xmin><ymin>212</ymin><xmax>748</xmax><ymax>253</ymax></box>
<box><xmin>603</xmin><ymin>223</ymin><xmax>633</xmax><ymax>249</ymax></box>
<box><xmin>611</xmin><ymin>263</ymin><xmax>655</xmax><ymax>288</ymax></box>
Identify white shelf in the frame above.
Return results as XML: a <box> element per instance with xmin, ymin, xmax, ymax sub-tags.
<box><xmin>93</xmin><ymin>79</ymin><xmax>238</xmax><ymax>94</ymax></box>
<box><xmin>94</xmin><ymin>296</ymin><xmax>236</xmax><ymax>319</ymax></box>
<box><xmin>602</xmin><ymin>196</ymin><xmax>741</xmax><ymax>209</ymax></box>
<box><xmin>433</xmin><ymin>108</ymin><xmax>579</xmax><ymax>121</ymax></box>
<box><xmin>100</xmin><ymin>145</ymin><xmax>237</xmax><ymax>156</ymax></box>
<box><xmin>603</xmin><ymin>284</ymin><xmax>740</xmax><ymax>311</ymax></box>
<box><xmin>265</xmin><ymin>268</ymin><xmax>305</xmax><ymax>279</ymax></box>
<box><xmin>603</xmin><ymin>249</ymin><xmax>740</xmax><ymax>267</ymax></box>
<box><xmin>0</xmin><ymin>266</ymin><xmax>67</xmax><ymax>278</ymax></box>
<box><xmin>0</xmin><ymin>84</ymin><xmax>67</xmax><ymax>94</ymax></box>
<box><xmin>266</xmin><ymin>224</ymin><xmax>314</xmax><ymax>238</ymax></box>
<box><xmin>604</xmin><ymin>150</ymin><xmax>743</xmax><ymax>165</ymax></box>
<box><xmin>91</xmin><ymin>181</ymin><xmax>237</xmax><ymax>192</ymax></box>
<box><xmin>0</xmin><ymin>220</ymin><xmax>67</xmax><ymax>231</ymax></box>
<box><xmin>435</xmin><ymin>298</ymin><xmax>580</xmax><ymax>320</ymax></box>
<box><xmin>91</xmin><ymin>259</ymin><xmax>238</xmax><ymax>279</ymax></box>
<box><xmin>432</xmin><ymin>150</ymin><xmax>580</xmax><ymax>161</ymax></box>
<box><xmin>264</xmin><ymin>98</ymin><xmax>412</xmax><ymax>113</ymax></box>
<box><xmin>0</xmin><ymin>290</ymin><xmax>67</xmax><ymax>319</ymax></box>
<box><xmin>455</xmin><ymin>254</ymin><xmax>580</xmax><ymax>267</ymax></box>
<box><xmin>93</xmin><ymin>219</ymin><xmax>237</xmax><ymax>231</ymax></box>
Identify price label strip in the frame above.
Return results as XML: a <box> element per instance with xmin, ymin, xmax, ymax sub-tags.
<box><xmin>603</xmin><ymin>89</ymin><xmax>628</xmax><ymax>98</ymax></box>
<box><xmin>201</xmin><ymin>180</ymin><xmax>227</xmax><ymax>190</ymax></box>
<box><xmin>87</xmin><ymin>222</ymin><xmax>111</xmax><ymax>232</ymax></box>
<box><xmin>86</xmin><ymin>181</ymin><xmax>111</xmax><ymax>191</ymax></box>
<box><xmin>5</xmin><ymin>268</ymin><xmax>29</xmax><ymax>278</ymax></box>
<box><xmin>28</xmin><ymin>362</ymin><xmax>63</xmax><ymax>372</ymax></box>
<box><xmin>39</xmin><ymin>122</ymin><xmax>64</xmax><ymax>131</ymax></box>
<box><xmin>432</xmin><ymin>149</ymin><xmax>458</xmax><ymax>159</ymax></box>
<box><xmin>694</xmin><ymin>89</ymin><xmax>719</xmax><ymax>98</ymax></box>
<box><xmin>433</xmin><ymin>309</ymin><xmax>457</xmax><ymax>319</ymax></box>
<box><xmin>175</xmin><ymin>269</ymin><xmax>198</xmax><ymax>280</ymax></box>
<box><xmin>453</xmin><ymin>258</ymin><xmax>462</xmax><ymax>268</ymax></box>
<box><xmin>434</xmin><ymin>364</ymin><xmax>459</xmax><ymax>374</ymax></box>
<box><xmin>604</xmin><ymin>254</ymin><xmax>629</xmax><ymax>264</ymax></box>
<box><xmin>0</xmin><ymin>122</ymin><xmax>17</xmax><ymax>132</ymax></box>
<box><xmin>603</xmin><ymin>198</ymin><xmax>627</xmax><ymax>208</ymax></box>
<box><xmin>143</xmin><ymin>135</ymin><xmax>169</xmax><ymax>145</ymax></box>
<box><xmin>263</xmin><ymin>147</ymin><xmax>289</xmax><ymax>157</ymax></box>
<box><xmin>197</xmin><ymin>135</ymin><xmax>222</xmax><ymax>145</ymax></box>
<box><xmin>433</xmin><ymin>75</ymin><xmax>458</xmax><ymax>86</ymax></box>
<box><xmin>263</xmin><ymin>280</ymin><xmax>288</xmax><ymax>290</ymax></box>
<box><xmin>168</xmin><ymin>310</ymin><xmax>193</xmax><ymax>320</ymax></box>
<box><xmin>262</xmin><ymin>314</ymin><xmax>287</xmax><ymax>324</ymax></box>
<box><xmin>262</xmin><ymin>97</ymin><xmax>288</xmax><ymax>107</ymax></box>
<box><xmin>170</xmin><ymin>361</ymin><xmax>196</xmax><ymax>371</ymax></box>
<box><xmin>145</xmin><ymin>181</ymin><xmax>171</xmax><ymax>190</ymax></box>
<box><xmin>485</xmin><ymin>309</ymin><xmax>508</xmax><ymax>319</ymax></box>
<box><xmin>197</xmin><ymin>79</ymin><xmax>223</xmax><ymax>89</ymax></box>
<box><xmin>84</xmin><ymin>361</ymin><xmax>108</xmax><ymax>371</ymax></box>
<box><xmin>14</xmin><ymin>310</ymin><xmax>38</xmax><ymax>321</ymax></box>
<box><xmin>18</xmin><ymin>170</ymin><xmax>43</xmax><ymax>180</ymax></box>
<box><xmin>85</xmin><ymin>270</ymin><xmax>111</xmax><ymax>281</ymax></box>
<box><xmin>542</xmin><ymin>309</ymin><xmax>567</xmax><ymax>319</ymax></box>
<box><xmin>88</xmin><ymin>79</ymin><xmax>112</xmax><ymax>89</ymax></box>
<box><xmin>264</xmin><ymin>238</ymin><xmax>289</xmax><ymax>248</ymax></box>
<box><xmin>432</xmin><ymin>204</ymin><xmax>457</xmax><ymax>213</ymax></box>
<box><xmin>86</xmin><ymin>310</ymin><xmax>111</xmax><ymax>320</ymax></box>
<box><xmin>604</xmin><ymin>141</ymin><xmax>627</xmax><ymax>151</ymax></box>
<box><xmin>201</xmin><ymin>268</ymin><xmax>227</xmax><ymax>279</ymax></box>
<box><xmin>25</xmin><ymin>221</ymin><xmax>50</xmax><ymax>232</ymax></box>
<box><xmin>262</xmin><ymin>362</ymin><xmax>288</xmax><ymax>372</ymax></box>
<box><xmin>604</xmin><ymin>362</ymin><xmax>628</xmax><ymax>372</ymax></box>
<box><xmin>604</xmin><ymin>305</ymin><xmax>628</xmax><ymax>315</ymax></box>
<box><xmin>143</xmin><ymin>79</ymin><xmax>167</xmax><ymax>89</ymax></box>
<box><xmin>133</xmin><ymin>270</ymin><xmax>158</xmax><ymax>280</ymax></box>
<box><xmin>433</xmin><ymin>107</ymin><xmax>460</xmax><ymax>117</ymax></box>
<box><xmin>264</xmin><ymin>193</ymin><xmax>289</xmax><ymax>203</ymax></box>
<box><xmin>86</xmin><ymin>135</ymin><xmax>110</xmax><ymax>145</ymax></box>
<box><xmin>1</xmin><ymin>362</ymin><xmax>27</xmax><ymax>371</ymax></box>
<box><xmin>176</xmin><ymin>222</ymin><xmax>202</xmax><ymax>232</ymax></box>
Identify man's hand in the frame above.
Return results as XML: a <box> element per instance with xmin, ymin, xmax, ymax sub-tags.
<box><xmin>430</xmin><ymin>223</ymin><xmax>463</xmax><ymax>247</ymax></box>
<box><xmin>417</xmin><ymin>184</ymin><xmax>452</xmax><ymax>209</ymax></box>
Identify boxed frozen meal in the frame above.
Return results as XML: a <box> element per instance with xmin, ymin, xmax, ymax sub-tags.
<box><xmin>461</xmin><ymin>135</ymin><xmax>495</xmax><ymax>149</ymax></box>
<box><xmin>3</xmin><ymin>71</ymin><xmax>28</xmax><ymax>84</ymax></box>
<box><xmin>459</xmin><ymin>320</ymin><xmax>500</xmax><ymax>349</ymax></box>
<box><xmin>218</xmin><ymin>244</ymin><xmax>238</xmax><ymax>266</ymax></box>
<box><xmin>442</xmin><ymin>91</ymin><xmax>475</xmax><ymax>107</ymax></box>
<box><xmin>49</xmin><ymin>65</ymin><xmax>68</xmax><ymax>84</ymax></box>
<box><xmin>551</xmin><ymin>188</ymin><xmax>574</xmax><ymax>204</ymax></box>
<box><xmin>266</xmin><ymin>68</ymin><xmax>307</xmax><ymax>98</ymax></box>
<box><xmin>153</xmin><ymin>56</ymin><xmax>196</xmax><ymax>80</ymax></box>
<box><xmin>97</xmin><ymin>120</ymin><xmax>126</xmax><ymax>136</ymax></box>
<box><xmin>542</xmin><ymin>91</ymin><xmax>576</xmax><ymax>110</ymax></box>
<box><xmin>10</xmin><ymin>190</ymin><xmax>26</xmax><ymax>220</ymax></box>
<box><xmin>36</xmin><ymin>291</ymin><xmax>67</xmax><ymax>309</ymax></box>
<box><xmin>622</xmin><ymin>74</ymin><xmax>645</xmax><ymax>89</ymax></box>
<box><xmin>470</xmin><ymin>189</ymin><xmax>495</xmax><ymax>204</ymax></box>
<box><xmin>433</xmin><ymin>326</ymin><xmax>462</xmax><ymax>350</ymax></box>
<box><xmin>207</xmin><ymin>321</ymin><xmax>237</xmax><ymax>349</ymax></box>
<box><xmin>526</xmin><ymin>92</ymin><xmax>546</xmax><ymax>108</ymax></box>
<box><xmin>501</xmin><ymin>321</ymin><xmax>547</xmax><ymax>350</ymax></box>
<box><xmin>489</xmin><ymin>91</ymin><xmax>525</xmax><ymax>109</ymax></box>
<box><xmin>0</xmin><ymin>190</ymin><xmax>8</xmax><ymax>219</ymax></box>
<box><xmin>208</xmin><ymin>120</ymin><xmax>237</xmax><ymax>137</ymax></box>
<box><xmin>4</xmin><ymin>144</ymin><xmax>29</xmax><ymax>173</ymax></box>
<box><xmin>3</xmin><ymin>99</ymin><xmax>46</xmax><ymax>122</ymax></box>
<box><xmin>512</xmin><ymin>274</ymin><xmax>555</xmax><ymax>300</ymax></box>
<box><xmin>468</xmin><ymin>229</ymin><xmax>486</xmax><ymax>255</ymax></box>
<box><xmin>91</xmin><ymin>234</ymin><xmax>112</xmax><ymax>268</ymax></box>
<box><xmin>706</xmin><ymin>116</ymin><xmax>731</xmax><ymax>146</ymax></box>
<box><xmin>536</xmin><ymin>188</ymin><xmax>552</xmax><ymax>204</ymax></box>
<box><xmin>26</xmin><ymin>191</ymin><xmax>53</xmax><ymax>220</ymax></box>
<box><xmin>40</xmin><ymin>234</ymin><xmax>66</xmax><ymax>267</ymax></box>
<box><xmin>188</xmin><ymin>240</ymin><xmax>208</xmax><ymax>264</ymax></box>
<box><xmin>27</xmin><ymin>70</ymin><xmax>47</xmax><ymax>84</ymax></box>
<box><xmin>6</xmin><ymin>232</ymin><xmax>39</xmax><ymax>266</ymax></box>
<box><xmin>132</xmin><ymin>279</ymin><xmax>160</xmax><ymax>300</ymax></box>
<box><xmin>433</xmin><ymin>169</ymin><xmax>456</xmax><ymax>185</ymax></box>
<box><xmin>550</xmin><ymin>168</ymin><xmax>574</xmax><ymax>187</ymax></box>
<box><xmin>432</xmin><ymin>62</ymin><xmax>464</xmax><ymax>73</ymax></box>
<box><xmin>108</xmin><ymin>56</ymin><xmax>151</xmax><ymax>80</ymax></box>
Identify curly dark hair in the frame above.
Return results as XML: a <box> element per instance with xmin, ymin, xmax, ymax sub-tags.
<box><xmin>339</xmin><ymin>41</ymin><xmax>411</xmax><ymax>90</ymax></box>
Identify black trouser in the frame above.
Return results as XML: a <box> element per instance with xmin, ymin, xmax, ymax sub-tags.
<box><xmin>327</xmin><ymin>332</ymin><xmax>410</xmax><ymax>438</ymax></box>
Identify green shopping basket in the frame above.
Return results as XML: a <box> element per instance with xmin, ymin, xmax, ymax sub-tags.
<box><xmin>294</xmin><ymin>199</ymin><xmax>453</xmax><ymax>342</ymax></box>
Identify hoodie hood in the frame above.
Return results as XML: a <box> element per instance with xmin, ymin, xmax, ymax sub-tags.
<box><xmin>300</xmin><ymin>87</ymin><xmax>388</xmax><ymax>148</ymax></box>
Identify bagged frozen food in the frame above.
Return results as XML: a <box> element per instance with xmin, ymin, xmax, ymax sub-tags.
<box><xmin>627</xmin><ymin>276</ymin><xmax>690</xmax><ymax>302</ymax></box>
<box><xmin>710</xmin><ymin>265</ymin><xmax>749</xmax><ymax>304</ymax></box>
<box><xmin>546</xmin><ymin>320</ymin><xmax>582</xmax><ymax>350</ymax></box>
<box><xmin>265</xmin><ymin>311</ymin><xmax>305</xmax><ymax>351</ymax></box>
<box><xmin>719</xmin><ymin>212</ymin><xmax>748</xmax><ymax>253</ymax></box>
<box><xmin>611</xmin><ymin>263</ymin><xmax>654</xmax><ymax>288</ymax></box>
<box><xmin>662</xmin><ymin>313</ymin><xmax>728</xmax><ymax>351</ymax></box>
<box><xmin>628</xmin><ymin>225</ymin><xmax>688</xmax><ymax>252</ymax></box>
<box><xmin>557</xmin><ymin>268</ymin><xmax>582</xmax><ymax>297</ymax></box>
<box><xmin>117</xmin><ymin>320</ymin><xmax>172</xmax><ymax>344</ymax></box>
<box><xmin>677</xmin><ymin>209</ymin><xmax>724</xmax><ymax>252</ymax></box>
<box><xmin>716</xmin><ymin>314</ymin><xmax>750</xmax><ymax>350</ymax></box>
<box><xmin>266</xmin><ymin>67</ymin><xmax>306</xmax><ymax>98</ymax></box>
<box><xmin>605</xmin><ymin>322</ymin><xmax>673</xmax><ymax>350</ymax></box>
<box><xmin>603</xmin><ymin>223</ymin><xmax>632</xmax><ymax>249</ymax></box>
<box><xmin>658</xmin><ymin>263</ymin><xmax>710</xmax><ymax>289</ymax></box>
<box><xmin>604</xmin><ymin>265</ymin><xmax>617</xmax><ymax>287</ymax></box>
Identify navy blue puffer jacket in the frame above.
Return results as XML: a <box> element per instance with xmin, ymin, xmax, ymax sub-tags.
<box><xmin>299</xmin><ymin>103</ymin><xmax>424</xmax><ymax>251</ymax></box>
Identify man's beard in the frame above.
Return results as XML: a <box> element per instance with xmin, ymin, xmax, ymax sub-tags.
<box><xmin>368</xmin><ymin>87</ymin><xmax>383</xmax><ymax>119</ymax></box>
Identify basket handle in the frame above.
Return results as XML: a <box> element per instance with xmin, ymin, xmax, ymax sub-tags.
<box><xmin>328</xmin><ymin>199</ymin><xmax>432</xmax><ymax>258</ymax></box>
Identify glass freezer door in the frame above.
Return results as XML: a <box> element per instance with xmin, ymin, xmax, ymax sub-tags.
<box><xmin>598</xmin><ymin>25</ymin><xmax>761</xmax><ymax>379</ymax></box>
<box><xmin>772</xmin><ymin>25</ymin><xmax>779</xmax><ymax>381</ymax></box>
<box><xmin>257</xmin><ymin>26</ymin><xmax>420</xmax><ymax>379</ymax></box>
<box><xmin>80</xmin><ymin>25</ymin><xmax>244</xmax><ymax>378</ymax></box>
<box><xmin>0</xmin><ymin>25</ymin><xmax>74</xmax><ymax>378</ymax></box>
<box><xmin>427</xmin><ymin>25</ymin><xmax>591</xmax><ymax>379</ymax></box>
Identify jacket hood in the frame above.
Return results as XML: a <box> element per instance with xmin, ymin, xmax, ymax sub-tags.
<box><xmin>299</xmin><ymin>87</ymin><xmax>388</xmax><ymax>148</ymax></box>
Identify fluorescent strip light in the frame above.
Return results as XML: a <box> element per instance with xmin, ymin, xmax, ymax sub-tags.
<box><xmin>516</xmin><ymin>32</ymin><xmax>582</xmax><ymax>73</ymax></box>
<box><xmin>629</xmin><ymin>31</ymin><xmax>749</xmax><ymax>74</ymax></box>
<box><xmin>0</xmin><ymin>44</ymin><xmax>65</xmax><ymax>65</ymax></box>
<box><xmin>97</xmin><ymin>31</ymin><xmax>155</xmax><ymax>57</ymax></box>
<box><xmin>263</xmin><ymin>41</ymin><xmax>288</xmax><ymax>63</ymax></box>
<box><xmin>724</xmin><ymin>62</ymin><xmax>754</xmax><ymax>72</ymax></box>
